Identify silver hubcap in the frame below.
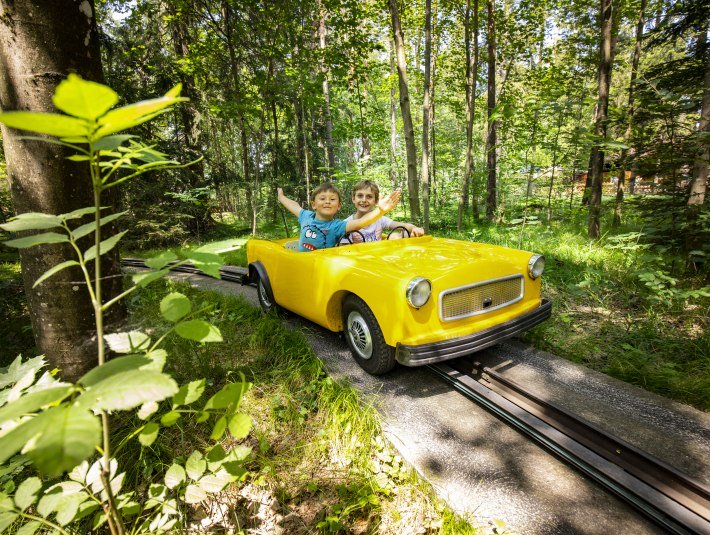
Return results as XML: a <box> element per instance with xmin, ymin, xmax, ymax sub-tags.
<box><xmin>258</xmin><ymin>279</ymin><xmax>271</xmax><ymax>308</ymax></box>
<box><xmin>347</xmin><ymin>310</ymin><xmax>373</xmax><ymax>360</ymax></box>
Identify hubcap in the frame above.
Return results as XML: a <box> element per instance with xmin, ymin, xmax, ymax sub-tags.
<box><xmin>347</xmin><ymin>310</ymin><xmax>373</xmax><ymax>360</ymax></box>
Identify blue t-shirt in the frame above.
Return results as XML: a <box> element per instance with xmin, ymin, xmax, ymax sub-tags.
<box><xmin>298</xmin><ymin>209</ymin><xmax>347</xmax><ymax>252</ymax></box>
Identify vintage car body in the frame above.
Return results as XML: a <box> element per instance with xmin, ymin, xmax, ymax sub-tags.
<box><xmin>246</xmin><ymin>235</ymin><xmax>551</xmax><ymax>375</ymax></box>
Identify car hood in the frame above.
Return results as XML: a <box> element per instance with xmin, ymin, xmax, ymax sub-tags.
<box><xmin>329</xmin><ymin>236</ymin><xmax>533</xmax><ymax>282</ymax></box>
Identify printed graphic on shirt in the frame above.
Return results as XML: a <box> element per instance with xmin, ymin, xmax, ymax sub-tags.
<box><xmin>298</xmin><ymin>210</ymin><xmax>347</xmax><ymax>251</ymax></box>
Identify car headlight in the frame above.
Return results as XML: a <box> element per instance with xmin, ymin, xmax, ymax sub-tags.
<box><xmin>406</xmin><ymin>277</ymin><xmax>432</xmax><ymax>308</ymax></box>
<box><xmin>528</xmin><ymin>254</ymin><xmax>545</xmax><ymax>279</ymax></box>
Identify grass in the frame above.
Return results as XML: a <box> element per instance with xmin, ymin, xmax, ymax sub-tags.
<box><xmin>118</xmin><ymin>278</ymin><xmax>480</xmax><ymax>533</ymax></box>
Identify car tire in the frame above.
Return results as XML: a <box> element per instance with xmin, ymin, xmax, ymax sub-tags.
<box><xmin>256</xmin><ymin>273</ymin><xmax>276</xmax><ymax>314</ymax></box>
<box><xmin>342</xmin><ymin>295</ymin><xmax>396</xmax><ymax>375</ymax></box>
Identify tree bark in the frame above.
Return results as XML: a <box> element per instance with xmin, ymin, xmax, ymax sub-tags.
<box><xmin>459</xmin><ymin>0</ymin><xmax>479</xmax><ymax>229</ymax></box>
<box><xmin>389</xmin><ymin>40</ymin><xmax>399</xmax><ymax>190</ymax></box>
<box><xmin>588</xmin><ymin>0</ymin><xmax>613</xmax><ymax>239</ymax></box>
<box><xmin>0</xmin><ymin>0</ymin><xmax>124</xmax><ymax>380</ymax></box>
<box><xmin>389</xmin><ymin>0</ymin><xmax>420</xmax><ymax>221</ymax></box>
<box><xmin>319</xmin><ymin>0</ymin><xmax>336</xmax><ymax>176</ymax></box>
<box><xmin>421</xmin><ymin>0</ymin><xmax>432</xmax><ymax>231</ymax></box>
<box><xmin>485</xmin><ymin>0</ymin><xmax>497</xmax><ymax>221</ymax></box>
<box><xmin>613</xmin><ymin>0</ymin><xmax>646</xmax><ymax>228</ymax></box>
<box><xmin>686</xmin><ymin>21</ymin><xmax>709</xmax><ymax>260</ymax></box>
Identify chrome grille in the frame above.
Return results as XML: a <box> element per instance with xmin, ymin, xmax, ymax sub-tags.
<box><xmin>439</xmin><ymin>275</ymin><xmax>523</xmax><ymax>321</ymax></box>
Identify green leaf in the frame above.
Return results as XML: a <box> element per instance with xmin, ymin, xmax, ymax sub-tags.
<box><xmin>103</xmin><ymin>331</ymin><xmax>151</xmax><ymax>354</ymax></box>
<box><xmin>139</xmin><ymin>422</ymin><xmax>159</xmax><ymax>447</ymax></box>
<box><xmin>3</xmin><ymin>232</ymin><xmax>69</xmax><ymax>248</ymax></box>
<box><xmin>0</xmin><ymin>213</ymin><xmax>62</xmax><ymax>232</ymax></box>
<box><xmin>27</xmin><ymin>406</ymin><xmax>101</xmax><ymax>476</ymax></box>
<box><xmin>55</xmin><ymin>493</ymin><xmax>86</xmax><ymax>526</ymax></box>
<box><xmin>228</xmin><ymin>413</ymin><xmax>252</xmax><ymax>440</ymax></box>
<box><xmin>185</xmin><ymin>451</ymin><xmax>206</xmax><ymax>481</ymax></box>
<box><xmin>164</xmin><ymin>464</ymin><xmax>186</xmax><ymax>490</ymax></box>
<box><xmin>144</xmin><ymin>251</ymin><xmax>177</xmax><ymax>270</ymax></box>
<box><xmin>132</xmin><ymin>269</ymin><xmax>170</xmax><ymax>288</ymax></box>
<box><xmin>204</xmin><ymin>382</ymin><xmax>249</xmax><ymax>411</ymax></box>
<box><xmin>60</xmin><ymin>206</ymin><xmax>102</xmax><ymax>221</ymax></box>
<box><xmin>77</xmin><ymin>370</ymin><xmax>178</xmax><ymax>412</ymax></box>
<box><xmin>53</xmin><ymin>74</ymin><xmax>119</xmax><ymax>120</ymax></box>
<box><xmin>0</xmin><ymin>355</ymin><xmax>46</xmax><ymax>390</ymax></box>
<box><xmin>160</xmin><ymin>410</ymin><xmax>181</xmax><ymax>427</ymax></box>
<box><xmin>183</xmin><ymin>484</ymin><xmax>207</xmax><ymax>504</ymax></box>
<box><xmin>0</xmin><ymin>512</ymin><xmax>19</xmax><ymax>533</ymax></box>
<box><xmin>160</xmin><ymin>292</ymin><xmax>191</xmax><ymax>323</ymax></box>
<box><xmin>138</xmin><ymin>400</ymin><xmax>159</xmax><ymax>420</ymax></box>
<box><xmin>174</xmin><ymin>320</ymin><xmax>222</xmax><ymax>343</ymax></box>
<box><xmin>78</xmin><ymin>355</ymin><xmax>152</xmax><ymax>387</ymax></box>
<box><xmin>210</xmin><ymin>416</ymin><xmax>227</xmax><ymax>441</ymax></box>
<box><xmin>197</xmin><ymin>471</ymin><xmax>232</xmax><ymax>493</ymax></box>
<box><xmin>182</xmin><ymin>251</ymin><xmax>222</xmax><ymax>278</ymax></box>
<box><xmin>0</xmin><ymin>385</ymin><xmax>73</xmax><ymax>426</ymax></box>
<box><xmin>14</xmin><ymin>477</ymin><xmax>42</xmax><ymax>511</ymax></box>
<box><xmin>83</xmin><ymin>230</ymin><xmax>128</xmax><ymax>261</ymax></box>
<box><xmin>0</xmin><ymin>111</ymin><xmax>90</xmax><ymax>137</ymax></box>
<box><xmin>16</xmin><ymin>520</ymin><xmax>41</xmax><ymax>535</ymax></box>
<box><xmin>195</xmin><ymin>239</ymin><xmax>246</xmax><ymax>254</ymax></box>
<box><xmin>71</xmin><ymin>211</ymin><xmax>127</xmax><ymax>240</ymax></box>
<box><xmin>32</xmin><ymin>260</ymin><xmax>80</xmax><ymax>288</ymax></box>
<box><xmin>95</xmin><ymin>89</ymin><xmax>186</xmax><ymax>138</ymax></box>
<box><xmin>172</xmin><ymin>379</ymin><xmax>205</xmax><ymax>407</ymax></box>
<box><xmin>93</xmin><ymin>134</ymin><xmax>135</xmax><ymax>151</ymax></box>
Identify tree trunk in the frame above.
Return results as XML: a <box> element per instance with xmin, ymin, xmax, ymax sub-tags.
<box><xmin>459</xmin><ymin>0</ymin><xmax>479</xmax><ymax>230</ymax></box>
<box><xmin>319</xmin><ymin>1</ymin><xmax>336</xmax><ymax>176</ymax></box>
<box><xmin>0</xmin><ymin>0</ymin><xmax>124</xmax><ymax>381</ymax></box>
<box><xmin>421</xmin><ymin>0</ymin><xmax>432</xmax><ymax>231</ymax></box>
<box><xmin>485</xmin><ymin>0</ymin><xmax>497</xmax><ymax>221</ymax></box>
<box><xmin>389</xmin><ymin>40</ymin><xmax>399</xmax><ymax>190</ymax></box>
<box><xmin>389</xmin><ymin>0</ymin><xmax>421</xmax><ymax>221</ymax></box>
<box><xmin>686</xmin><ymin>22</ymin><xmax>709</xmax><ymax>260</ymax></box>
<box><xmin>588</xmin><ymin>0</ymin><xmax>613</xmax><ymax>239</ymax></box>
<box><xmin>613</xmin><ymin>0</ymin><xmax>646</xmax><ymax>228</ymax></box>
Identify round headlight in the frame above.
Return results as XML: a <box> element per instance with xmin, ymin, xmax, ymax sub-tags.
<box><xmin>406</xmin><ymin>277</ymin><xmax>432</xmax><ymax>308</ymax></box>
<box><xmin>528</xmin><ymin>254</ymin><xmax>545</xmax><ymax>279</ymax></box>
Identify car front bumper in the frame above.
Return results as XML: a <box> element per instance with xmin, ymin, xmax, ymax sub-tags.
<box><xmin>395</xmin><ymin>299</ymin><xmax>552</xmax><ymax>366</ymax></box>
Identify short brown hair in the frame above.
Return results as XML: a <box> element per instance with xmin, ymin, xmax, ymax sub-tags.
<box><xmin>351</xmin><ymin>180</ymin><xmax>380</xmax><ymax>201</ymax></box>
<box><xmin>310</xmin><ymin>182</ymin><xmax>342</xmax><ymax>203</ymax></box>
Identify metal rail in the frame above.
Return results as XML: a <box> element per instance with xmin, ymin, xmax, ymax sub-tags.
<box><xmin>428</xmin><ymin>360</ymin><xmax>710</xmax><ymax>535</ymax></box>
<box><xmin>121</xmin><ymin>257</ymin><xmax>248</xmax><ymax>284</ymax></box>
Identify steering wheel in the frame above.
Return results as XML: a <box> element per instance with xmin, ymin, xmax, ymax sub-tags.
<box><xmin>386</xmin><ymin>226</ymin><xmax>411</xmax><ymax>240</ymax></box>
<box><xmin>339</xmin><ymin>230</ymin><xmax>366</xmax><ymax>246</ymax></box>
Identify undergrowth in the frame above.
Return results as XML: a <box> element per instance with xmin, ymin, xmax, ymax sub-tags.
<box><xmin>122</xmin><ymin>277</ymin><xmax>480</xmax><ymax>533</ymax></box>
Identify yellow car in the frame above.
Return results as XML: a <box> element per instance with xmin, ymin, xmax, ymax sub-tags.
<box><xmin>246</xmin><ymin>235</ymin><xmax>551</xmax><ymax>375</ymax></box>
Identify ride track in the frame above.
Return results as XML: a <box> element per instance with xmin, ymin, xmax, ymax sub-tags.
<box><xmin>122</xmin><ymin>258</ymin><xmax>710</xmax><ymax>535</ymax></box>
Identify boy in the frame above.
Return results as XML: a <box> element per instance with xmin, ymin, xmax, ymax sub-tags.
<box><xmin>342</xmin><ymin>180</ymin><xmax>424</xmax><ymax>243</ymax></box>
<box><xmin>278</xmin><ymin>183</ymin><xmax>401</xmax><ymax>252</ymax></box>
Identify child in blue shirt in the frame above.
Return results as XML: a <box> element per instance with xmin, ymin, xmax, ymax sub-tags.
<box><xmin>277</xmin><ymin>183</ymin><xmax>401</xmax><ymax>252</ymax></box>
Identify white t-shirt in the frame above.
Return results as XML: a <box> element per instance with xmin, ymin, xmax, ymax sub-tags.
<box><xmin>340</xmin><ymin>214</ymin><xmax>394</xmax><ymax>244</ymax></box>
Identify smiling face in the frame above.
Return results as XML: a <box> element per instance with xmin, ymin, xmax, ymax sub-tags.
<box><xmin>311</xmin><ymin>190</ymin><xmax>342</xmax><ymax>220</ymax></box>
<box><xmin>352</xmin><ymin>186</ymin><xmax>378</xmax><ymax>217</ymax></box>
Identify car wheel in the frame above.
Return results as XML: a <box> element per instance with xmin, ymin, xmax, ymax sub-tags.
<box><xmin>342</xmin><ymin>295</ymin><xmax>396</xmax><ymax>375</ymax></box>
<box><xmin>256</xmin><ymin>274</ymin><xmax>275</xmax><ymax>314</ymax></box>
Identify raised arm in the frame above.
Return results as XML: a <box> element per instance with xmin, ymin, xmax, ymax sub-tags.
<box><xmin>345</xmin><ymin>189</ymin><xmax>402</xmax><ymax>233</ymax></box>
<box><xmin>277</xmin><ymin>187</ymin><xmax>302</xmax><ymax>218</ymax></box>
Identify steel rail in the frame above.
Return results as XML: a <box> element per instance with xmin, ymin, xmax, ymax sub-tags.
<box><xmin>428</xmin><ymin>361</ymin><xmax>710</xmax><ymax>535</ymax></box>
<box><xmin>121</xmin><ymin>257</ymin><xmax>248</xmax><ymax>284</ymax></box>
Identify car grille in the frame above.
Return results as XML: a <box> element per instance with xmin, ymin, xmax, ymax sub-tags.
<box><xmin>439</xmin><ymin>275</ymin><xmax>524</xmax><ymax>321</ymax></box>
